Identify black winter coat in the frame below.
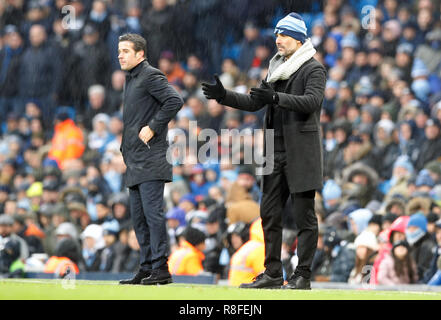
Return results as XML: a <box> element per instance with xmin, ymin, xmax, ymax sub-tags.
<box><xmin>221</xmin><ymin>57</ymin><xmax>327</xmax><ymax>193</ymax></box>
<box><xmin>121</xmin><ymin>60</ymin><xmax>183</xmax><ymax>187</ymax></box>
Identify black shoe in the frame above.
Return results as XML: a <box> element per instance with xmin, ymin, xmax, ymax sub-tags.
<box><xmin>282</xmin><ymin>274</ymin><xmax>311</xmax><ymax>290</ymax></box>
<box><xmin>141</xmin><ymin>269</ymin><xmax>173</xmax><ymax>285</ymax></box>
<box><xmin>119</xmin><ymin>269</ymin><xmax>151</xmax><ymax>285</ymax></box>
<box><xmin>239</xmin><ymin>272</ymin><xmax>283</xmax><ymax>289</ymax></box>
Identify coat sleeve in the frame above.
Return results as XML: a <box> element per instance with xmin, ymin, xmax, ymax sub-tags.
<box><xmin>144</xmin><ymin>70</ymin><xmax>184</xmax><ymax>135</ymax></box>
<box><xmin>276</xmin><ymin>65</ymin><xmax>327</xmax><ymax>114</ymax></box>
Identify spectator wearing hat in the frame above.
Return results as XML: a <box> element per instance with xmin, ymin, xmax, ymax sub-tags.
<box><xmin>348</xmin><ymin>208</ymin><xmax>373</xmax><ymax>237</ymax></box>
<box><xmin>321</xmin><ymin>179</ymin><xmax>342</xmax><ymax>217</ymax></box>
<box><xmin>323</xmin><ymin>79</ymin><xmax>339</xmax><ymax>116</ymax></box>
<box><xmin>108</xmin><ymin>192</ymin><xmax>130</xmax><ymax>228</ymax></box>
<box><xmin>81</xmin><ymin>224</ymin><xmax>105</xmax><ymax>272</ymax></box>
<box><xmin>348</xmin><ymin>230</ymin><xmax>379</xmax><ymax>284</ymax></box>
<box><xmin>66</xmin><ymin>202</ymin><xmax>90</xmax><ymax>233</ymax></box>
<box><xmin>0</xmin><ymin>214</ymin><xmax>29</xmax><ymax>261</ymax></box>
<box><xmin>414</xmin><ymin>169</ymin><xmax>436</xmax><ymax>194</ymax></box>
<box><xmin>202</xmin><ymin>11</ymin><xmax>327</xmax><ymax>290</ymax></box>
<box><xmin>410</xmin><ymin>58</ymin><xmax>432</xmax><ymax>103</ymax></box>
<box><xmin>99</xmin><ymin>221</ymin><xmax>120</xmax><ymax>272</ymax></box>
<box><xmin>395</xmin><ymin>43</ymin><xmax>414</xmax><ymax>83</ymax></box>
<box><xmin>117</xmin><ymin>228</ymin><xmax>141</xmax><ymax>273</ymax></box>
<box><xmin>425</xmin><ymin>160</ymin><xmax>441</xmax><ymax>185</ymax></box>
<box><xmin>311</xmin><ymin>224</ymin><xmax>340</xmax><ymax>282</ymax></box>
<box><xmin>372</xmin><ymin>119</ymin><xmax>399</xmax><ymax>180</ymax></box>
<box><xmin>0</xmin><ymin>25</ymin><xmax>24</xmax><ymax>126</ymax></box>
<box><xmin>397</xmin><ymin>119</ymin><xmax>419</xmax><ymax>162</ymax></box>
<box><xmin>377</xmin><ymin>240</ymin><xmax>418</xmax><ymax>285</ymax></box>
<box><xmin>189</xmin><ymin>164</ymin><xmax>210</xmax><ymax>199</ymax></box>
<box><xmin>41</xmin><ymin>203</ymin><xmax>71</xmax><ymax>256</ymax></box>
<box><xmin>406</xmin><ymin>212</ymin><xmax>437</xmax><ymax>282</ymax></box>
<box><xmin>382</xmin><ymin>156</ymin><xmax>414</xmax><ymax>201</ymax></box>
<box><xmin>341</xmin><ymin>162</ymin><xmax>379</xmax><ymax>208</ymax></box>
<box><xmin>41</xmin><ymin>179</ymin><xmax>60</xmax><ymax>205</ymax></box>
<box><xmin>88</xmin><ymin>113</ymin><xmax>114</xmax><ymax>154</ymax></box>
<box><xmin>94</xmin><ymin>197</ymin><xmax>118</xmax><ymax>227</ymax></box>
<box><xmin>44</xmin><ymin>238</ymin><xmax>81</xmax><ymax>276</ymax></box>
<box><xmin>18</xmin><ymin>24</ymin><xmax>62</xmax><ymax>127</ymax></box>
<box><xmin>0</xmin><ymin>238</ymin><xmax>24</xmax><ymax>278</ymax></box>
<box><xmin>168</xmin><ymin>226</ymin><xmax>206</xmax><ymax>276</ymax></box>
<box><xmin>229</xmin><ymin>218</ymin><xmax>265</xmax><ymax>287</ymax></box>
<box><xmin>178</xmin><ymin>193</ymin><xmax>198</xmax><ymax>221</ymax></box>
<box><xmin>371</xmin><ymin>215</ymin><xmax>411</xmax><ymax>284</ymax></box>
<box><xmin>47</xmin><ymin>109</ymin><xmax>85</xmax><ymax>170</ymax></box>
<box><xmin>415</xmin><ymin>118</ymin><xmax>441</xmax><ymax>171</ymax></box>
<box><xmin>339</xmin><ymin>135</ymin><xmax>376</xmax><ymax>178</ymax></box>
<box><xmin>203</xmin><ymin>208</ymin><xmax>224</xmax><ymax>276</ymax></box>
<box><xmin>166</xmin><ymin>207</ymin><xmax>187</xmax><ymax>252</ymax></box>
<box><xmin>426</xmin><ymin>219</ymin><xmax>441</xmax><ymax>283</ymax></box>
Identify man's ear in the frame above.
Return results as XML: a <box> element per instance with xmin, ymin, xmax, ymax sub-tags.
<box><xmin>136</xmin><ymin>50</ymin><xmax>145</xmax><ymax>59</ymax></box>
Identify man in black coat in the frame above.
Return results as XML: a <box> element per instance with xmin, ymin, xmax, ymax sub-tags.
<box><xmin>0</xmin><ymin>25</ymin><xmax>23</xmax><ymax>126</ymax></box>
<box><xmin>18</xmin><ymin>24</ymin><xmax>62</xmax><ymax>127</ymax></box>
<box><xmin>202</xmin><ymin>13</ymin><xmax>326</xmax><ymax>289</ymax></box>
<box><xmin>117</xmin><ymin>33</ymin><xmax>183</xmax><ymax>285</ymax></box>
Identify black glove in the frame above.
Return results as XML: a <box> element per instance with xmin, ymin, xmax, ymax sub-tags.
<box><xmin>250</xmin><ymin>80</ymin><xmax>279</xmax><ymax>106</ymax></box>
<box><xmin>201</xmin><ymin>74</ymin><xmax>226</xmax><ymax>102</ymax></box>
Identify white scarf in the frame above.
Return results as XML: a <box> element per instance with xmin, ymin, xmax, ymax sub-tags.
<box><xmin>267</xmin><ymin>38</ymin><xmax>316</xmax><ymax>83</ymax></box>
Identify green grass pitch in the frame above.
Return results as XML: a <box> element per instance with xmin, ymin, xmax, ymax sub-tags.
<box><xmin>1</xmin><ymin>279</ymin><xmax>441</xmax><ymax>300</ymax></box>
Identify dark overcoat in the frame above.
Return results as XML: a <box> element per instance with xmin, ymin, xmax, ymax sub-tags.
<box><xmin>121</xmin><ymin>60</ymin><xmax>183</xmax><ymax>187</ymax></box>
<box><xmin>221</xmin><ymin>57</ymin><xmax>327</xmax><ymax>193</ymax></box>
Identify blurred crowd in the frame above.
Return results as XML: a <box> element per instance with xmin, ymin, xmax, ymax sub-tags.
<box><xmin>1</xmin><ymin>0</ymin><xmax>441</xmax><ymax>286</ymax></box>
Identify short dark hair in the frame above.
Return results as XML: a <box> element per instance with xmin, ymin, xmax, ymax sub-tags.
<box><xmin>118</xmin><ymin>33</ymin><xmax>147</xmax><ymax>57</ymax></box>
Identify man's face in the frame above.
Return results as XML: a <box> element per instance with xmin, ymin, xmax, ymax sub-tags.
<box><xmin>29</xmin><ymin>26</ymin><xmax>46</xmax><ymax>47</ymax></box>
<box><xmin>425</xmin><ymin>125</ymin><xmax>440</xmax><ymax>140</ymax></box>
<box><xmin>275</xmin><ymin>34</ymin><xmax>301</xmax><ymax>58</ymax></box>
<box><xmin>118</xmin><ymin>41</ymin><xmax>144</xmax><ymax>71</ymax></box>
<box><xmin>0</xmin><ymin>224</ymin><xmax>12</xmax><ymax>237</ymax></box>
<box><xmin>6</xmin><ymin>32</ymin><xmax>22</xmax><ymax>49</ymax></box>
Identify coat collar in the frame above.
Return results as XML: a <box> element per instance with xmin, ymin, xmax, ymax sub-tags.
<box><xmin>127</xmin><ymin>59</ymin><xmax>148</xmax><ymax>78</ymax></box>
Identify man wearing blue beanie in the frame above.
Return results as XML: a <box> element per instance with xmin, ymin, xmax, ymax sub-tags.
<box><xmin>202</xmin><ymin>12</ymin><xmax>327</xmax><ymax>289</ymax></box>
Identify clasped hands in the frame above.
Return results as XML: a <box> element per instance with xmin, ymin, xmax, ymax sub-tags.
<box><xmin>201</xmin><ymin>75</ymin><xmax>279</xmax><ymax>106</ymax></box>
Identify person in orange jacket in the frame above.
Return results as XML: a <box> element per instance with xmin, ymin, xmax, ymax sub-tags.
<box><xmin>370</xmin><ymin>216</ymin><xmax>410</xmax><ymax>284</ymax></box>
<box><xmin>228</xmin><ymin>218</ymin><xmax>265</xmax><ymax>287</ymax></box>
<box><xmin>168</xmin><ymin>227</ymin><xmax>206</xmax><ymax>276</ymax></box>
<box><xmin>47</xmin><ymin>109</ymin><xmax>85</xmax><ymax>170</ymax></box>
<box><xmin>44</xmin><ymin>238</ymin><xmax>81</xmax><ymax>277</ymax></box>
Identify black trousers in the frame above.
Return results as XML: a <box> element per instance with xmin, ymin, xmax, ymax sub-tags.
<box><xmin>129</xmin><ymin>180</ymin><xmax>169</xmax><ymax>271</ymax></box>
<box><xmin>261</xmin><ymin>151</ymin><xmax>318</xmax><ymax>279</ymax></box>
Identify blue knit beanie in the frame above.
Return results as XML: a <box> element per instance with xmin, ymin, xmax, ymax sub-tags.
<box><xmin>407</xmin><ymin>212</ymin><xmax>428</xmax><ymax>233</ymax></box>
<box><xmin>274</xmin><ymin>12</ymin><xmax>307</xmax><ymax>43</ymax></box>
